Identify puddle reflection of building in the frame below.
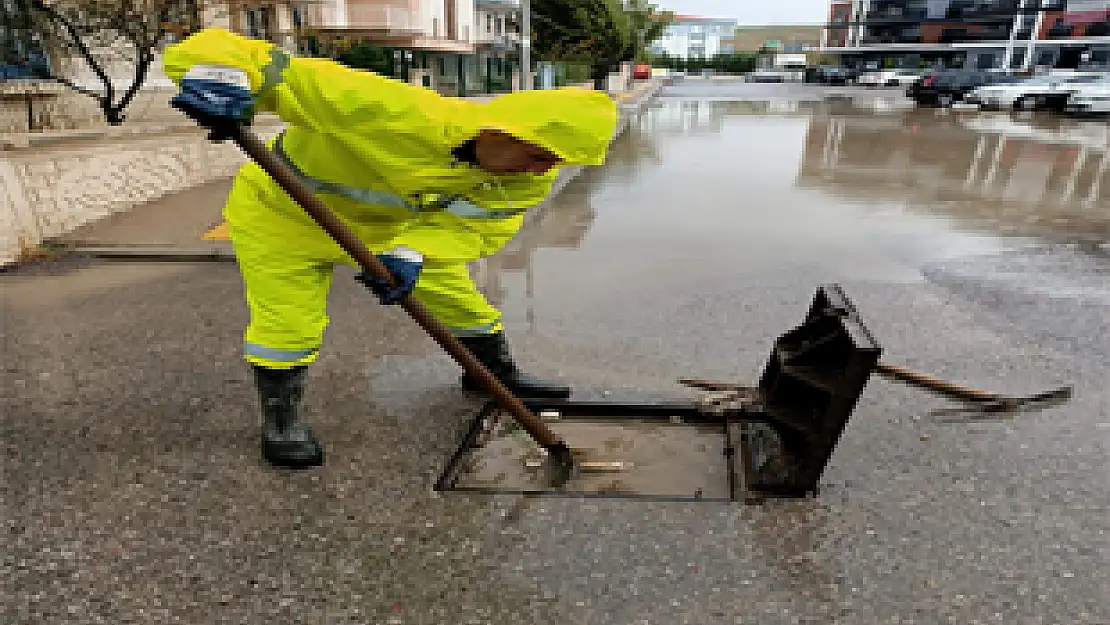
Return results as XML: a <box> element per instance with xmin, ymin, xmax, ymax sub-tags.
<box><xmin>468</xmin><ymin>121</ymin><xmax>663</xmax><ymax>331</ymax></box>
<box><xmin>797</xmin><ymin>111</ymin><xmax>1109</xmax><ymax>242</ymax></box>
<box><xmin>640</xmin><ymin>99</ymin><xmax>729</xmax><ymax>135</ymax></box>
<box><xmin>643</xmin><ymin>97</ymin><xmax>866</xmax><ymax>137</ymax></box>
<box><xmin>469</xmin><ymin>188</ymin><xmax>598</xmax><ymax>332</ymax></box>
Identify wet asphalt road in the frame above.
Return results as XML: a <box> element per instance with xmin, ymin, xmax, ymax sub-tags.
<box><xmin>3</xmin><ymin>80</ymin><xmax>1108</xmax><ymax>624</ymax></box>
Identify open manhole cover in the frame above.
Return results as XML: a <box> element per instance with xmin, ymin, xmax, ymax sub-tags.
<box><xmin>437</xmin><ymin>400</ymin><xmax>755</xmax><ymax>503</ymax></box>
<box><xmin>436</xmin><ymin>284</ymin><xmax>886</xmax><ymax>504</ymax></box>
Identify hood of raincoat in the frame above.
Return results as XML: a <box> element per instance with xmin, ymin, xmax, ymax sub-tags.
<box><xmin>476</xmin><ymin>88</ymin><xmax>619</xmax><ymax>167</ymax></box>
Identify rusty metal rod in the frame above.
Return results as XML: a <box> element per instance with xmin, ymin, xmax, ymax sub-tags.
<box><xmin>227</xmin><ymin>126</ymin><xmax>571</xmax><ymax>463</ymax></box>
<box><xmin>682</xmin><ymin>362</ymin><xmax>1071</xmax><ymax>411</ymax></box>
<box><xmin>872</xmin><ymin>362</ymin><xmax>1004</xmax><ymax>403</ymax></box>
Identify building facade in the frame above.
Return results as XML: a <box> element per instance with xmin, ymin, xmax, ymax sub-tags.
<box><xmin>649</xmin><ymin>15</ymin><xmax>738</xmax><ymax>59</ymax></box>
<box><xmin>214</xmin><ymin>0</ymin><xmax>520</xmax><ymax>95</ymax></box>
<box><xmin>821</xmin><ymin>0</ymin><xmax>1110</xmax><ymax>71</ymax></box>
<box><xmin>725</xmin><ymin>25</ymin><xmax>824</xmax><ymax>54</ymax></box>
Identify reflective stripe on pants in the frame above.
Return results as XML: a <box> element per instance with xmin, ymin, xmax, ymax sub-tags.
<box><xmin>239</xmin><ymin>256</ymin><xmax>501</xmax><ymax>369</ymax></box>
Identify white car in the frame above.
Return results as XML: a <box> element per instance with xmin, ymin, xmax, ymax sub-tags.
<box><xmin>857</xmin><ymin>69</ymin><xmax>923</xmax><ymax>87</ymax></box>
<box><xmin>1066</xmin><ymin>81</ymin><xmax>1110</xmax><ymax>116</ymax></box>
<box><xmin>967</xmin><ymin>73</ymin><xmax>1106</xmax><ymax>110</ymax></box>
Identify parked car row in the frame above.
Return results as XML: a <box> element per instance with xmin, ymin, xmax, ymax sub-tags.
<box><xmin>907</xmin><ymin>69</ymin><xmax>1110</xmax><ymax>116</ymax></box>
<box><xmin>857</xmin><ymin>69</ymin><xmax>928</xmax><ymax>87</ymax></box>
<box><xmin>804</xmin><ymin>66</ymin><xmax>927</xmax><ymax>87</ymax></box>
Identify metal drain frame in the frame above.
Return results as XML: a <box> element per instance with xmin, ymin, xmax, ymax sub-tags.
<box><xmin>434</xmin><ymin>398</ymin><xmax>745</xmax><ymax>503</ymax></box>
<box><xmin>435</xmin><ymin>283</ymin><xmax>884</xmax><ymax>504</ymax></box>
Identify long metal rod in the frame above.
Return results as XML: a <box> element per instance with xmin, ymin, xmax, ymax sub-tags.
<box><xmin>229</xmin><ymin>126</ymin><xmax>568</xmax><ymax>456</ymax></box>
<box><xmin>682</xmin><ymin>361</ymin><xmax>1073</xmax><ymax>411</ymax></box>
<box><xmin>873</xmin><ymin>362</ymin><xmax>1005</xmax><ymax>403</ymax></box>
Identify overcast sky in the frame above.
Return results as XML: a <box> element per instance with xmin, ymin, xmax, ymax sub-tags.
<box><xmin>658</xmin><ymin>0</ymin><xmax>830</xmax><ymax>25</ymax></box>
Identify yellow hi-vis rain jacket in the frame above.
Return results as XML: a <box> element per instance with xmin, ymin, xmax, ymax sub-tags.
<box><xmin>162</xmin><ymin>28</ymin><xmax>619</xmax><ymax>369</ymax></box>
<box><xmin>162</xmin><ymin>27</ymin><xmax>620</xmax><ymax>264</ymax></box>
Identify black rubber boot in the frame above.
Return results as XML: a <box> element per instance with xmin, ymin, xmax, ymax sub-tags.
<box><xmin>458</xmin><ymin>332</ymin><xmax>571</xmax><ymax>399</ymax></box>
<box><xmin>252</xmin><ymin>364</ymin><xmax>324</xmax><ymax>469</ymax></box>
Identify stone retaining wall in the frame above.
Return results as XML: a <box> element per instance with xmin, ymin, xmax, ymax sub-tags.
<box><xmin>0</xmin><ymin>120</ymin><xmax>285</xmax><ymax>266</ymax></box>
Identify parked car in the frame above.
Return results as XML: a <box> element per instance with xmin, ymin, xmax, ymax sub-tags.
<box><xmin>1065</xmin><ymin>79</ymin><xmax>1110</xmax><ymax>116</ymax></box>
<box><xmin>907</xmin><ymin>69</ymin><xmax>1023</xmax><ymax>107</ymax></box>
<box><xmin>857</xmin><ymin>69</ymin><xmax>924</xmax><ymax>87</ymax></box>
<box><xmin>966</xmin><ymin>73</ymin><xmax>1107</xmax><ymax>110</ymax></box>
<box><xmin>804</xmin><ymin>65</ymin><xmax>855</xmax><ymax>85</ymax></box>
<box><xmin>747</xmin><ymin>68</ymin><xmax>800</xmax><ymax>83</ymax></box>
<box><xmin>632</xmin><ymin>64</ymin><xmax>652</xmax><ymax>80</ymax></box>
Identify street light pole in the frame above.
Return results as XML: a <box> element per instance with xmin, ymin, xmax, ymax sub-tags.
<box><xmin>520</xmin><ymin>0</ymin><xmax>532</xmax><ymax>90</ymax></box>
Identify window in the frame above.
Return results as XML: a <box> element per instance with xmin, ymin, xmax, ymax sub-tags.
<box><xmin>1035</xmin><ymin>49</ymin><xmax>1055</xmax><ymax>66</ymax></box>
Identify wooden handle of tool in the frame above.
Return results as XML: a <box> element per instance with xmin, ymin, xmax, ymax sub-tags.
<box><xmin>873</xmin><ymin>362</ymin><xmax>1001</xmax><ymax>403</ymax></box>
<box><xmin>230</xmin><ymin>127</ymin><xmax>565</xmax><ymax>450</ymax></box>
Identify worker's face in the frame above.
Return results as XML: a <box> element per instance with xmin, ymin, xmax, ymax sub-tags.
<box><xmin>473</xmin><ymin>128</ymin><xmax>562</xmax><ymax>175</ymax></box>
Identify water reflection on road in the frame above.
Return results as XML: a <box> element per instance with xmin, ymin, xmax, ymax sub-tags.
<box><xmin>474</xmin><ymin>97</ymin><xmax>1108</xmax><ymax>338</ymax></box>
<box><xmin>799</xmin><ymin>108</ymin><xmax>1108</xmax><ymax>242</ymax></box>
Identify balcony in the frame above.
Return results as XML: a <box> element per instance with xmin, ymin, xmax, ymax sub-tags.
<box><xmin>864</xmin><ymin>24</ymin><xmax>924</xmax><ymax>44</ymax></box>
<box><xmin>943</xmin><ymin>0</ymin><xmax>1022</xmax><ymax>21</ymax></box>
<box><xmin>862</xmin><ymin>34</ymin><xmax>924</xmax><ymax>44</ymax></box>
<box><xmin>869</xmin><ymin>0</ymin><xmax>927</xmax><ymax>10</ymax></box>
<box><xmin>343</xmin><ymin>4</ymin><xmax>421</xmax><ymax>32</ymax></box>
<box><xmin>300</xmin><ymin>3</ymin><xmax>421</xmax><ymax>32</ymax></box>
<box><xmin>474</xmin><ymin>31</ymin><xmax>520</xmax><ymax>52</ymax></box>
<box><xmin>475</xmin><ymin>0</ymin><xmax>521</xmax><ymax>8</ymax></box>
<box><xmin>866</xmin><ymin>7</ymin><xmax>927</xmax><ymax>23</ymax></box>
<box><xmin>299</xmin><ymin>2</ymin><xmax>475</xmax><ymax>54</ymax></box>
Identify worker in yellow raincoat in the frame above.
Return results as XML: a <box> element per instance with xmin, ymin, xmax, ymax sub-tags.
<box><xmin>162</xmin><ymin>28</ymin><xmax>619</xmax><ymax>468</ymax></box>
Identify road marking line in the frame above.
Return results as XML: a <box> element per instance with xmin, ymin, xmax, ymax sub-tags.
<box><xmin>201</xmin><ymin>221</ymin><xmax>230</xmax><ymax>241</ymax></box>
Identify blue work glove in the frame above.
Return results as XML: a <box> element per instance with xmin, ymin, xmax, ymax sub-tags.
<box><xmin>170</xmin><ymin>65</ymin><xmax>255</xmax><ymax>142</ymax></box>
<box><xmin>355</xmin><ymin>247</ymin><xmax>424</xmax><ymax>305</ymax></box>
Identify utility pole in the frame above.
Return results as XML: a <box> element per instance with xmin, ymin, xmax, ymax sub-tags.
<box><xmin>520</xmin><ymin>0</ymin><xmax>532</xmax><ymax>89</ymax></box>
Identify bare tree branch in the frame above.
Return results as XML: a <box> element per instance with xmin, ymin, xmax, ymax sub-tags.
<box><xmin>114</xmin><ymin>48</ymin><xmax>151</xmax><ymax>115</ymax></box>
<box><xmin>30</xmin><ymin>0</ymin><xmax>115</xmax><ymax>103</ymax></box>
<box><xmin>17</xmin><ymin>0</ymin><xmax>203</xmax><ymax>126</ymax></box>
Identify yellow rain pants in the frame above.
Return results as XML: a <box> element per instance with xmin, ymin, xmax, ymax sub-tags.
<box><xmin>162</xmin><ymin>28</ymin><xmax>619</xmax><ymax>369</ymax></box>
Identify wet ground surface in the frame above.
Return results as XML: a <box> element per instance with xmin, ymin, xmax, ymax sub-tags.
<box><xmin>3</xmin><ymin>80</ymin><xmax>1108</xmax><ymax>623</ymax></box>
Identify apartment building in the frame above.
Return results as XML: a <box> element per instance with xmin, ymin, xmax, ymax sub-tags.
<box><xmin>217</xmin><ymin>0</ymin><xmax>520</xmax><ymax>95</ymax></box>
<box><xmin>821</xmin><ymin>0</ymin><xmax>1110</xmax><ymax>71</ymax></box>
<box><xmin>649</xmin><ymin>15</ymin><xmax>738</xmax><ymax>59</ymax></box>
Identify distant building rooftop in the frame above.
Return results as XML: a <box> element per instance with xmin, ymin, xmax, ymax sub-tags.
<box><xmin>726</xmin><ymin>25</ymin><xmax>824</xmax><ymax>53</ymax></box>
